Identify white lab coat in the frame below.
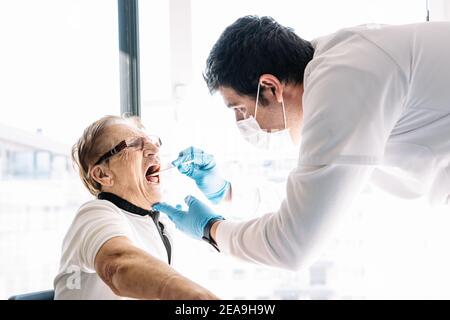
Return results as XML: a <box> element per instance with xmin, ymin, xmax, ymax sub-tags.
<box><xmin>216</xmin><ymin>22</ymin><xmax>450</xmax><ymax>270</ymax></box>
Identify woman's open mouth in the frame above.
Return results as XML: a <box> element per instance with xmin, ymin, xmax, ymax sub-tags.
<box><xmin>145</xmin><ymin>164</ymin><xmax>161</xmax><ymax>184</ymax></box>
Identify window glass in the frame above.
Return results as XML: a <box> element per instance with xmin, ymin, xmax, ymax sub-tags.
<box><xmin>0</xmin><ymin>0</ymin><xmax>119</xmax><ymax>299</ymax></box>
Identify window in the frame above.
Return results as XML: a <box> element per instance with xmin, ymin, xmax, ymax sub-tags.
<box><xmin>0</xmin><ymin>0</ymin><xmax>119</xmax><ymax>299</ymax></box>
<box><xmin>310</xmin><ymin>264</ymin><xmax>328</xmax><ymax>286</ymax></box>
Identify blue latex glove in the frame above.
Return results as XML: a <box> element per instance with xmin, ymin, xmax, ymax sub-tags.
<box><xmin>172</xmin><ymin>146</ymin><xmax>230</xmax><ymax>204</ymax></box>
<box><xmin>153</xmin><ymin>195</ymin><xmax>224</xmax><ymax>240</ymax></box>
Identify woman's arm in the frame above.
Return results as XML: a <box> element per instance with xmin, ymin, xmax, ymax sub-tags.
<box><xmin>94</xmin><ymin>236</ymin><xmax>218</xmax><ymax>300</ymax></box>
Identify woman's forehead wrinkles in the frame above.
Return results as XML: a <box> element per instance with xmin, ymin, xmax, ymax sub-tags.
<box><xmin>106</xmin><ymin>124</ymin><xmax>139</xmax><ymax>139</ymax></box>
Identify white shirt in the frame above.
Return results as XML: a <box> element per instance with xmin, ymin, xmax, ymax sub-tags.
<box><xmin>54</xmin><ymin>199</ymin><xmax>174</xmax><ymax>300</ymax></box>
<box><xmin>216</xmin><ymin>22</ymin><xmax>450</xmax><ymax>270</ymax></box>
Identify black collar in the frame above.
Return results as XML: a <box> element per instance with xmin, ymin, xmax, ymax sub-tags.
<box><xmin>98</xmin><ymin>192</ymin><xmax>171</xmax><ymax>265</ymax></box>
<box><xmin>98</xmin><ymin>192</ymin><xmax>159</xmax><ymax>219</ymax></box>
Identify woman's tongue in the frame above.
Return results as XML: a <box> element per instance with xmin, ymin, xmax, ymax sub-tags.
<box><xmin>146</xmin><ymin>175</ymin><xmax>159</xmax><ymax>183</ymax></box>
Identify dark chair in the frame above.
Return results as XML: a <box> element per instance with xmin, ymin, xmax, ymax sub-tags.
<box><xmin>8</xmin><ymin>290</ymin><xmax>54</xmax><ymax>300</ymax></box>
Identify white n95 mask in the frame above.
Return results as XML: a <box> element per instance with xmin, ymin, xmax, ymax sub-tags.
<box><xmin>236</xmin><ymin>82</ymin><xmax>292</xmax><ymax>152</ymax></box>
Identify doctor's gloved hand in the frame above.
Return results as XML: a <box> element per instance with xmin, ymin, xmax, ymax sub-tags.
<box><xmin>172</xmin><ymin>146</ymin><xmax>230</xmax><ymax>204</ymax></box>
<box><xmin>153</xmin><ymin>196</ymin><xmax>224</xmax><ymax>240</ymax></box>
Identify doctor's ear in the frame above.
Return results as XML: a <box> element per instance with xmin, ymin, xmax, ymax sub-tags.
<box><xmin>90</xmin><ymin>165</ymin><xmax>114</xmax><ymax>188</ymax></box>
<box><xmin>259</xmin><ymin>74</ymin><xmax>284</xmax><ymax>103</ymax></box>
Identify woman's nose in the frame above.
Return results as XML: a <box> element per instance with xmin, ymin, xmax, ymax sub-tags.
<box><xmin>144</xmin><ymin>147</ymin><xmax>158</xmax><ymax>157</ymax></box>
<box><xmin>143</xmin><ymin>143</ymin><xmax>159</xmax><ymax>158</ymax></box>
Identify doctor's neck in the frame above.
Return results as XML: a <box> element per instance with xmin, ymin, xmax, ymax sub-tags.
<box><xmin>283</xmin><ymin>82</ymin><xmax>304</xmax><ymax>145</ymax></box>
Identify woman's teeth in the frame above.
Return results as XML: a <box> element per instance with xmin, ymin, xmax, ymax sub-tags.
<box><xmin>145</xmin><ymin>164</ymin><xmax>161</xmax><ymax>184</ymax></box>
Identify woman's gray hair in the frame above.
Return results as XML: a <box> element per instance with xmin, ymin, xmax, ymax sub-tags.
<box><xmin>72</xmin><ymin>115</ymin><xmax>142</xmax><ymax>196</ymax></box>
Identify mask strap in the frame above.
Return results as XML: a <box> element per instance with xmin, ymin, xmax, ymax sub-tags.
<box><xmin>281</xmin><ymin>98</ymin><xmax>287</xmax><ymax>130</ymax></box>
<box><xmin>254</xmin><ymin>81</ymin><xmax>261</xmax><ymax>120</ymax></box>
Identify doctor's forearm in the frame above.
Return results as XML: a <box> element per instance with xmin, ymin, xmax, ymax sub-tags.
<box><xmin>211</xmin><ymin>165</ymin><xmax>375</xmax><ymax>270</ymax></box>
<box><xmin>210</xmin><ymin>220</ymin><xmax>222</xmax><ymax>242</ymax></box>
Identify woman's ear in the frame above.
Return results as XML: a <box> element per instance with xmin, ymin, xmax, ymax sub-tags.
<box><xmin>259</xmin><ymin>74</ymin><xmax>284</xmax><ymax>103</ymax></box>
<box><xmin>90</xmin><ymin>165</ymin><xmax>114</xmax><ymax>188</ymax></box>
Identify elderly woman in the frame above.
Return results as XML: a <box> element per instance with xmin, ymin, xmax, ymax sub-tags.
<box><xmin>53</xmin><ymin>115</ymin><xmax>217</xmax><ymax>300</ymax></box>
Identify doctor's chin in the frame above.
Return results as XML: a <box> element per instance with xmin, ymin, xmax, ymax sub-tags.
<box><xmin>2</xmin><ymin>0</ymin><xmax>450</xmax><ymax>304</ymax></box>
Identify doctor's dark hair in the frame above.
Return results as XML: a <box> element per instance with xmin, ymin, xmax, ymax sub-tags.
<box><xmin>204</xmin><ymin>15</ymin><xmax>314</xmax><ymax>104</ymax></box>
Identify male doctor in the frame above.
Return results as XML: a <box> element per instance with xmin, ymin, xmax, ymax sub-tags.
<box><xmin>154</xmin><ymin>16</ymin><xmax>450</xmax><ymax>270</ymax></box>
